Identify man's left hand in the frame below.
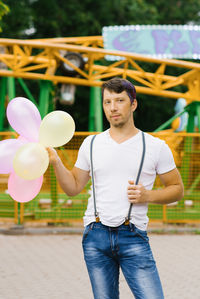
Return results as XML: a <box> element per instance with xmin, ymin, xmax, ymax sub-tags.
<box><xmin>127</xmin><ymin>180</ymin><xmax>149</xmax><ymax>204</ymax></box>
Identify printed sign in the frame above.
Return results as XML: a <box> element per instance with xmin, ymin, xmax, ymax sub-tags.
<box><xmin>102</xmin><ymin>25</ymin><xmax>200</xmax><ymax>60</ymax></box>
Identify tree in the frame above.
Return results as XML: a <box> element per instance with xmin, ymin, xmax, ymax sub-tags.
<box><xmin>0</xmin><ymin>0</ymin><xmax>32</xmax><ymax>38</ymax></box>
<box><xmin>0</xmin><ymin>1</ymin><xmax>9</xmax><ymax>32</ymax></box>
<box><xmin>1</xmin><ymin>0</ymin><xmax>200</xmax><ymax>131</ymax></box>
<box><xmin>153</xmin><ymin>0</ymin><xmax>200</xmax><ymax>25</ymax></box>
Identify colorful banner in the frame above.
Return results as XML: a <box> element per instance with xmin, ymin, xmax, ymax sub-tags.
<box><xmin>102</xmin><ymin>25</ymin><xmax>200</xmax><ymax>60</ymax></box>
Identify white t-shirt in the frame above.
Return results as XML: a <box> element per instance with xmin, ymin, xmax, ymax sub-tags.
<box><xmin>75</xmin><ymin>130</ymin><xmax>176</xmax><ymax>230</ymax></box>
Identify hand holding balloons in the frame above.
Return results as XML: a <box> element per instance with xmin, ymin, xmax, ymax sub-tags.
<box><xmin>46</xmin><ymin>147</ymin><xmax>60</xmax><ymax>165</ymax></box>
<box><xmin>0</xmin><ymin>97</ymin><xmax>75</xmax><ymax>203</ymax></box>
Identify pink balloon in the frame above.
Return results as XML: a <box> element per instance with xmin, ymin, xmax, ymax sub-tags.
<box><xmin>8</xmin><ymin>171</ymin><xmax>43</xmax><ymax>203</ymax></box>
<box><xmin>17</xmin><ymin>135</ymin><xmax>29</xmax><ymax>143</ymax></box>
<box><xmin>6</xmin><ymin>97</ymin><xmax>41</xmax><ymax>142</ymax></box>
<box><xmin>0</xmin><ymin>139</ymin><xmax>27</xmax><ymax>174</ymax></box>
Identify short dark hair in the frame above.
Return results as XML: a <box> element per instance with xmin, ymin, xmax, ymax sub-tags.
<box><xmin>102</xmin><ymin>77</ymin><xmax>136</xmax><ymax>103</ymax></box>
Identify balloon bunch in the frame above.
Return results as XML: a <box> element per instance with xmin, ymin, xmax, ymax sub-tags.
<box><xmin>0</xmin><ymin>97</ymin><xmax>75</xmax><ymax>203</ymax></box>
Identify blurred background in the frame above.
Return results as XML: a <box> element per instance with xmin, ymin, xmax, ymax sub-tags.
<box><xmin>0</xmin><ymin>0</ymin><xmax>200</xmax><ymax>229</ymax></box>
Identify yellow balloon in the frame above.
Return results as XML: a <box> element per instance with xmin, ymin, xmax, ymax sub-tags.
<box><xmin>13</xmin><ymin>143</ymin><xmax>49</xmax><ymax>180</ymax></box>
<box><xmin>39</xmin><ymin>111</ymin><xmax>75</xmax><ymax>147</ymax></box>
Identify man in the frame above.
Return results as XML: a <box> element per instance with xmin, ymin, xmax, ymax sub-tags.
<box><xmin>48</xmin><ymin>77</ymin><xmax>184</xmax><ymax>299</ymax></box>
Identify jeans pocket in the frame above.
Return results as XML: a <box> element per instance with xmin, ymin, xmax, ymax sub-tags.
<box><xmin>82</xmin><ymin>223</ymin><xmax>93</xmax><ymax>243</ymax></box>
<box><xmin>134</xmin><ymin>226</ymin><xmax>149</xmax><ymax>242</ymax></box>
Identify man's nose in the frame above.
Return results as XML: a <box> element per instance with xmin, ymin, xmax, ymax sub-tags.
<box><xmin>110</xmin><ymin>101</ymin><xmax>117</xmax><ymax>111</ymax></box>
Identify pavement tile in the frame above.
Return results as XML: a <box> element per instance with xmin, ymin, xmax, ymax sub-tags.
<box><xmin>0</xmin><ymin>234</ymin><xmax>199</xmax><ymax>299</ymax></box>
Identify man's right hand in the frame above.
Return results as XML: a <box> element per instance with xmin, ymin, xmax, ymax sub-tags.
<box><xmin>46</xmin><ymin>147</ymin><xmax>60</xmax><ymax>165</ymax></box>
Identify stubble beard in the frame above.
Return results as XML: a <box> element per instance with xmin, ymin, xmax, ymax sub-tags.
<box><xmin>112</xmin><ymin>121</ymin><xmax>125</xmax><ymax>128</ymax></box>
<box><xmin>109</xmin><ymin>113</ymin><xmax>132</xmax><ymax>128</ymax></box>
<box><xmin>109</xmin><ymin>117</ymin><xmax>126</xmax><ymax>128</ymax></box>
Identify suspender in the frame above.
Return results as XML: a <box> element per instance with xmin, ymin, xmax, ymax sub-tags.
<box><xmin>90</xmin><ymin>134</ymin><xmax>99</xmax><ymax>221</ymax></box>
<box><xmin>90</xmin><ymin>131</ymin><xmax>146</xmax><ymax>224</ymax></box>
<box><xmin>125</xmin><ymin>131</ymin><xmax>146</xmax><ymax>224</ymax></box>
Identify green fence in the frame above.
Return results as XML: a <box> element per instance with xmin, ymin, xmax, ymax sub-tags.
<box><xmin>0</xmin><ymin>131</ymin><xmax>200</xmax><ymax>226</ymax></box>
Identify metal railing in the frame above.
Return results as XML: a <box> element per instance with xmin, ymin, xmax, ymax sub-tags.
<box><xmin>0</xmin><ymin>131</ymin><xmax>200</xmax><ymax>225</ymax></box>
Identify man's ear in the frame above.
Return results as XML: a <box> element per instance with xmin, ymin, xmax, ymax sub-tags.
<box><xmin>131</xmin><ymin>99</ymin><xmax>137</xmax><ymax>112</ymax></box>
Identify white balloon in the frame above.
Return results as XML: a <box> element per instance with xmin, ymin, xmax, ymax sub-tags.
<box><xmin>13</xmin><ymin>143</ymin><xmax>49</xmax><ymax>180</ymax></box>
<box><xmin>39</xmin><ymin>111</ymin><xmax>75</xmax><ymax>147</ymax></box>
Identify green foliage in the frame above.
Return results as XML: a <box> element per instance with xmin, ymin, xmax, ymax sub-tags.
<box><xmin>0</xmin><ymin>1</ymin><xmax>9</xmax><ymax>17</ymax></box>
<box><xmin>0</xmin><ymin>0</ymin><xmax>32</xmax><ymax>38</ymax></box>
<box><xmin>1</xmin><ymin>0</ymin><xmax>200</xmax><ymax>131</ymax></box>
<box><xmin>0</xmin><ymin>1</ymin><xmax>9</xmax><ymax>31</ymax></box>
<box><xmin>153</xmin><ymin>0</ymin><xmax>200</xmax><ymax>25</ymax></box>
<box><xmin>2</xmin><ymin>0</ymin><xmax>200</xmax><ymax>39</ymax></box>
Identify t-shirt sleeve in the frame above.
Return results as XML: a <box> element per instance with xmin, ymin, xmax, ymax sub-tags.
<box><xmin>74</xmin><ymin>136</ymin><xmax>92</xmax><ymax>171</ymax></box>
<box><xmin>156</xmin><ymin>141</ymin><xmax>176</xmax><ymax>174</ymax></box>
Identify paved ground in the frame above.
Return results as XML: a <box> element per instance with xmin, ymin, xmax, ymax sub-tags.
<box><xmin>0</xmin><ymin>231</ymin><xmax>199</xmax><ymax>299</ymax></box>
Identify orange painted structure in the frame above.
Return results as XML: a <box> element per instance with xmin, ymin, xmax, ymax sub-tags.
<box><xmin>0</xmin><ymin>36</ymin><xmax>200</xmax><ymax>226</ymax></box>
<box><xmin>0</xmin><ymin>36</ymin><xmax>199</xmax><ymax>102</ymax></box>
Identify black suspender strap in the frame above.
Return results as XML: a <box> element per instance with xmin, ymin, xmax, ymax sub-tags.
<box><xmin>125</xmin><ymin>131</ymin><xmax>146</xmax><ymax>224</ymax></box>
<box><xmin>90</xmin><ymin>134</ymin><xmax>99</xmax><ymax>222</ymax></box>
<box><xmin>90</xmin><ymin>131</ymin><xmax>146</xmax><ymax>225</ymax></box>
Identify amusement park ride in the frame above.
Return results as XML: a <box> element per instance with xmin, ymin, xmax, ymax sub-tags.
<box><xmin>0</xmin><ymin>35</ymin><xmax>200</xmax><ymax>132</ymax></box>
<box><xmin>0</xmin><ymin>33</ymin><xmax>200</xmax><ymax>223</ymax></box>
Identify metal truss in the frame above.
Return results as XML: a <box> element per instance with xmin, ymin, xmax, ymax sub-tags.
<box><xmin>0</xmin><ymin>36</ymin><xmax>200</xmax><ymax>103</ymax></box>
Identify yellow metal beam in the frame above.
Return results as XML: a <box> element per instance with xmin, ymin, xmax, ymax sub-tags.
<box><xmin>0</xmin><ymin>37</ymin><xmax>200</xmax><ymax>103</ymax></box>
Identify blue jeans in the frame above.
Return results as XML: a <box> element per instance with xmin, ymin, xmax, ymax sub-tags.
<box><xmin>82</xmin><ymin>222</ymin><xmax>164</xmax><ymax>299</ymax></box>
